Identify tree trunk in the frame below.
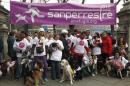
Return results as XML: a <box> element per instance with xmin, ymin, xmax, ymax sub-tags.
<box><xmin>57</xmin><ymin>0</ymin><xmax>60</xmax><ymax>3</ymax></box>
<box><xmin>116</xmin><ymin>0</ymin><xmax>121</xmax><ymax>5</ymax></box>
<box><xmin>22</xmin><ymin>0</ymin><xmax>26</xmax><ymax>2</ymax></box>
<box><xmin>82</xmin><ymin>0</ymin><xmax>85</xmax><ymax>4</ymax></box>
<box><xmin>110</xmin><ymin>0</ymin><xmax>121</xmax><ymax>36</ymax></box>
<box><xmin>53</xmin><ymin>25</ymin><xmax>56</xmax><ymax>33</ymax></box>
<box><xmin>31</xmin><ymin>0</ymin><xmax>33</xmax><ymax>3</ymax></box>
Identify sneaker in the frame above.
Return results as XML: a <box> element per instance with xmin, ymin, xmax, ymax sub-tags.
<box><xmin>92</xmin><ymin>74</ymin><xmax>95</xmax><ymax>77</ymax></box>
<box><xmin>44</xmin><ymin>78</ymin><xmax>48</xmax><ymax>82</ymax></box>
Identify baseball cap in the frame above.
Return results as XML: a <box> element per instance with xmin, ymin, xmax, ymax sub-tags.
<box><xmin>39</xmin><ymin>28</ymin><xmax>45</xmax><ymax>32</ymax></box>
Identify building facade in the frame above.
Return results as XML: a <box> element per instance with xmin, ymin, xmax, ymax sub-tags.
<box><xmin>117</xmin><ymin>1</ymin><xmax>130</xmax><ymax>56</ymax></box>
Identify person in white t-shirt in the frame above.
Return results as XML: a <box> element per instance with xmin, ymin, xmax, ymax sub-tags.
<box><xmin>31</xmin><ymin>28</ymin><xmax>48</xmax><ymax>81</ymax></box>
<box><xmin>13</xmin><ymin>32</ymin><xmax>31</xmax><ymax>79</ymax></box>
<box><xmin>72</xmin><ymin>32</ymin><xmax>89</xmax><ymax>80</ymax></box>
<box><xmin>92</xmin><ymin>33</ymin><xmax>102</xmax><ymax>60</ymax></box>
<box><xmin>49</xmin><ymin>34</ymin><xmax>64</xmax><ymax>80</ymax></box>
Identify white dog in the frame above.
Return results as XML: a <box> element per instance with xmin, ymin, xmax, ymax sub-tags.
<box><xmin>15</xmin><ymin>14</ymin><xmax>28</xmax><ymax>23</ymax></box>
<box><xmin>60</xmin><ymin>59</ymin><xmax>75</xmax><ymax>85</ymax></box>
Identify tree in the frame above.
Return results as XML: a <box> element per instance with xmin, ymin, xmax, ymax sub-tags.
<box><xmin>82</xmin><ymin>0</ymin><xmax>85</xmax><ymax>4</ymax></box>
<box><xmin>69</xmin><ymin>0</ymin><xmax>86</xmax><ymax>32</ymax></box>
<box><xmin>110</xmin><ymin>0</ymin><xmax>122</xmax><ymax>5</ymax></box>
<box><xmin>110</xmin><ymin>0</ymin><xmax>122</xmax><ymax>35</ymax></box>
<box><xmin>40</xmin><ymin>0</ymin><xmax>50</xmax><ymax>3</ymax></box>
<box><xmin>22</xmin><ymin>0</ymin><xmax>26</xmax><ymax>2</ymax></box>
<box><xmin>57</xmin><ymin>0</ymin><xmax>69</xmax><ymax>3</ymax></box>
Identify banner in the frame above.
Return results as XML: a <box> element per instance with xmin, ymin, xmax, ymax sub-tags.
<box><xmin>10</xmin><ymin>1</ymin><xmax>116</xmax><ymax>25</ymax></box>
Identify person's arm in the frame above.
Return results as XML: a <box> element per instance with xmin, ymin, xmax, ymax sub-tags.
<box><xmin>31</xmin><ymin>37</ymin><xmax>38</xmax><ymax>54</ymax></box>
<box><xmin>13</xmin><ymin>41</ymin><xmax>22</xmax><ymax>53</ymax></box>
<box><xmin>57</xmin><ymin>41</ymin><xmax>64</xmax><ymax>51</ymax></box>
<box><xmin>107</xmin><ymin>37</ymin><xmax>112</xmax><ymax>56</ymax></box>
<box><xmin>84</xmin><ymin>39</ymin><xmax>90</xmax><ymax>53</ymax></box>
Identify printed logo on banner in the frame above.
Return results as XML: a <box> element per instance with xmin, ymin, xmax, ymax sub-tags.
<box><xmin>10</xmin><ymin>1</ymin><xmax>116</xmax><ymax>25</ymax></box>
<box><xmin>15</xmin><ymin>5</ymin><xmax>45</xmax><ymax>23</ymax></box>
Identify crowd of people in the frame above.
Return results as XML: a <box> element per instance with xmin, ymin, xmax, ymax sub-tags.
<box><xmin>0</xmin><ymin>28</ymin><xmax>130</xmax><ymax>85</ymax></box>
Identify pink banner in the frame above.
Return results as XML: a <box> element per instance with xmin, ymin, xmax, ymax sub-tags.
<box><xmin>10</xmin><ymin>1</ymin><xmax>116</xmax><ymax>25</ymax></box>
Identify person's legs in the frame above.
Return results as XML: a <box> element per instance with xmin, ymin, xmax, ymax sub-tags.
<box><xmin>77</xmin><ymin>57</ymin><xmax>83</xmax><ymax>80</ymax></box>
<box><xmin>15</xmin><ymin>57</ymin><xmax>22</xmax><ymax>79</ymax></box>
<box><xmin>42</xmin><ymin>55</ymin><xmax>48</xmax><ymax>80</ymax></box>
<box><xmin>99</xmin><ymin>53</ymin><xmax>108</xmax><ymax>71</ymax></box>
<box><xmin>50</xmin><ymin>60</ymin><xmax>56</xmax><ymax>80</ymax></box>
<box><xmin>73</xmin><ymin>54</ymin><xmax>83</xmax><ymax>80</ymax></box>
<box><xmin>0</xmin><ymin>52</ymin><xmax>3</xmax><ymax>63</ymax></box>
<box><xmin>55</xmin><ymin>61</ymin><xmax>60</xmax><ymax>79</ymax></box>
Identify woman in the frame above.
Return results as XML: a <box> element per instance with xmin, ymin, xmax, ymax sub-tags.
<box><xmin>13</xmin><ymin>32</ymin><xmax>31</xmax><ymax>79</ymax></box>
<box><xmin>49</xmin><ymin>34</ymin><xmax>64</xmax><ymax>80</ymax></box>
<box><xmin>32</xmin><ymin>28</ymin><xmax>48</xmax><ymax>81</ymax></box>
<box><xmin>92</xmin><ymin>32</ymin><xmax>102</xmax><ymax>58</ymax></box>
<box><xmin>117</xmin><ymin>37</ymin><xmax>128</xmax><ymax>58</ymax></box>
<box><xmin>7</xmin><ymin>31</ymin><xmax>16</xmax><ymax>61</ymax></box>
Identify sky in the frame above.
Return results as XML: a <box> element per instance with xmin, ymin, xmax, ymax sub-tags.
<box><xmin>2</xmin><ymin>0</ymin><xmax>124</xmax><ymax>12</ymax></box>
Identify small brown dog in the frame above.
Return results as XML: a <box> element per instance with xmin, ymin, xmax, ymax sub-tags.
<box><xmin>25</xmin><ymin>60</ymin><xmax>44</xmax><ymax>86</ymax></box>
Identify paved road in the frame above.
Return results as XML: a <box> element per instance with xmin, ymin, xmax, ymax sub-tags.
<box><xmin>0</xmin><ymin>75</ymin><xmax>130</xmax><ymax>86</ymax></box>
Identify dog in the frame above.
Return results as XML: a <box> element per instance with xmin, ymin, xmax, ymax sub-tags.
<box><xmin>105</xmin><ymin>59</ymin><xmax>124</xmax><ymax>79</ymax></box>
<box><xmin>6</xmin><ymin>60</ymin><xmax>16</xmax><ymax>79</ymax></box>
<box><xmin>125</xmin><ymin>62</ymin><xmax>130</xmax><ymax>77</ymax></box>
<box><xmin>126</xmin><ymin>66</ymin><xmax>130</xmax><ymax>77</ymax></box>
<box><xmin>0</xmin><ymin>59</ymin><xmax>16</xmax><ymax>79</ymax></box>
<box><xmin>25</xmin><ymin>60</ymin><xmax>44</xmax><ymax>86</ymax></box>
<box><xmin>60</xmin><ymin>59</ymin><xmax>75</xmax><ymax>85</ymax></box>
<box><xmin>82</xmin><ymin>54</ymin><xmax>98</xmax><ymax>76</ymax></box>
<box><xmin>0</xmin><ymin>60</ymin><xmax>8</xmax><ymax>76</ymax></box>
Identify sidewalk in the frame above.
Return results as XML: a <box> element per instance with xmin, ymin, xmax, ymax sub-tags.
<box><xmin>0</xmin><ymin>75</ymin><xmax>130</xmax><ymax>86</ymax></box>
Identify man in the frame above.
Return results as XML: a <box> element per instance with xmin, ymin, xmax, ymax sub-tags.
<box><xmin>101</xmin><ymin>31</ymin><xmax>112</xmax><ymax>64</ymax></box>
<box><xmin>7</xmin><ymin>31</ymin><xmax>16</xmax><ymax>61</ymax></box>
<box><xmin>72</xmin><ymin>32</ymin><xmax>89</xmax><ymax>80</ymax></box>
<box><xmin>0</xmin><ymin>37</ymin><xmax>3</xmax><ymax>62</ymax></box>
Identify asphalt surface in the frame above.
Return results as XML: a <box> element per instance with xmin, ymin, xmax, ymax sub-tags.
<box><xmin>0</xmin><ymin>74</ymin><xmax>130</xmax><ymax>86</ymax></box>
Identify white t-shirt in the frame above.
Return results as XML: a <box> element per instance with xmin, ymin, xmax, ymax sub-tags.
<box><xmin>92</xmin><ymin>38</ymin><xmax>102</xmax><ymax>55</ymax></box>
<box><xmin>50</xmin><ymin>40</ymin><xmax>64</xmax><ymax>61</ymax></box>
<box><xmin>66</xmin><ymin>35</ymin><xmax>76</xmax><ymax>48</ymax></box>
<box><xmin>74</xmin><ymin>38</ymin><xmax>88</xmax><ymax>54</ymax></box>
<box><xmin>13</xmin><ymin>38</ymin><xmax>31</xmax><ymax>58</ymax></box>
<box><xmin>118</xmin><ymin>56</ymin><xmax>128</xmax><ymax>68</ymax></box>
<box><xmin>33</xmin><ymin>36</ymin><xmax>46</xmax><ymax>56</ymax></box>
<box><xmin>46</xmin><ymin>38</ymin><xmax>54</xmax><ymax>47</ymax></box>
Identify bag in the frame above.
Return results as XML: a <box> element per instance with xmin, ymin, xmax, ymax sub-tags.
<box><xmin>36</xmin><ymin>46</ymin><xmax>44</xmax><ymax>54</ymax></box>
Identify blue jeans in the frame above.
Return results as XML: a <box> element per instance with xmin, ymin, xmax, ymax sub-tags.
<box><xmin>15</xmin><ymin>57</ymin><xmax>22</xmax><ymax>79</ymax></box>
<box><xmin>0</xmin><ymin>52</ymin><xmax>3</xmax><ymax>62</ymax></box>
<box><xmin>50</xmin><ymin>60</ymin><xmax>60</xmax><ymax>80</ymax></box>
